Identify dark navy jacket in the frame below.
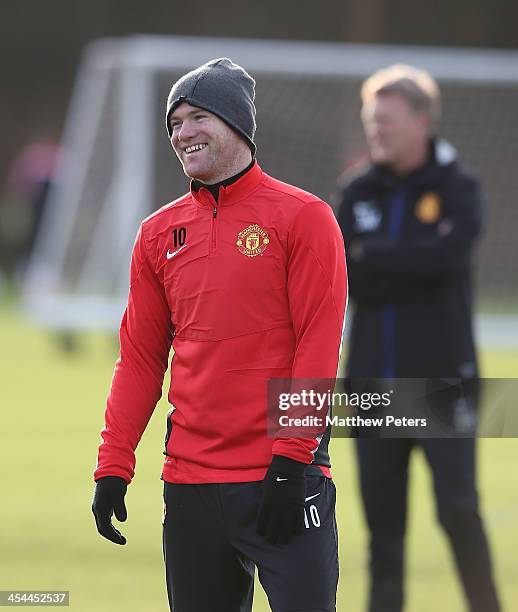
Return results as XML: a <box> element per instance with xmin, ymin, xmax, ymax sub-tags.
<box><xmin>337</xmin><ymin>140</ymin><xmax>482</xmax><ymax>379</ymax></box>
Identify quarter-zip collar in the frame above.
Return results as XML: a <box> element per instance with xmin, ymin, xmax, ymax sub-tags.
<box><xmin>191</xmin><ymin>160</ymin><xmax>264</xmax><ymax>208</ymax></box>
<box><xmin>192</xmin><ymin>158</ymin><xmax>255</xmax><ymax>202</ymax></box>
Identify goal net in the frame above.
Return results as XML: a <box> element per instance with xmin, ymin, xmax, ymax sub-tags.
<box><xmin>22</xmin><ymin>36</ymin><xmax>518</xmax><ymax>345</ymax></box>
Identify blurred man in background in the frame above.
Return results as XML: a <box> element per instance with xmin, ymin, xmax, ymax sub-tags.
<box><xmin>92</xmin><ymin>58</ymin><xmax>346</xmax><ymax>612</ymax></box>
<box><xmin>0</xmin><ymin>141</ymin><xmax>59</xmax><ymax>283</ymax></box>
<box><xmin>336</xmin><ymin>65</ymin><xmax>501</xmax><ymax>612</ymax></box>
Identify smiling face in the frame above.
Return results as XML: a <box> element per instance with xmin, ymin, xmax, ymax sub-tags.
<box><xmin>168</xmin><ymin>102</ymin><xmax>252</xmax><ymax>184</ymax></box>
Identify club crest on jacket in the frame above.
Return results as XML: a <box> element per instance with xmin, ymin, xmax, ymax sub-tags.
<box><xmin>236</xmin><ymin>224</ymin><xmax>270</xmax><ymax>257</ymax></box>
<box><xmin>415</xmin><ymin>192</ymin><xmax>441</xmax><ymax>223</ymax></box>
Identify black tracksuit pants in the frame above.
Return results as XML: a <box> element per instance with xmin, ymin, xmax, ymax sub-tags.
<box><xmin>356</xmin><ymin>438</ymin><xmax>501</xmax><ymax>612</ymax></box>
<box><xmin>162</xmin><ymin>475</ymin><xmax>338</xmax><ymax>612</ymax></box>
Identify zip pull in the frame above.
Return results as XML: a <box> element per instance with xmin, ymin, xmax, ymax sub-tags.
<box><xmin>210</xmin><ymin>204</ymin><xmax>218</xmax><ymax>255</ymax></box>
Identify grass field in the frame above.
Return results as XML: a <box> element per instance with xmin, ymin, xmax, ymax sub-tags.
<box><xmin>1</xmin><ymin>302</ymin><xmax>517</xmax><ymax>611</ymax></box>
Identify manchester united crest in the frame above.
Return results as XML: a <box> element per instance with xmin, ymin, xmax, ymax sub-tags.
<box><xmin>236</xmin><ymin>224</ymin><xmax>270</xmax><ymax>257</ymax></box>
<box><xmin>415</xmin><ymin>192</ymin><xmax>441</xmax><ymax>224</ymax></box>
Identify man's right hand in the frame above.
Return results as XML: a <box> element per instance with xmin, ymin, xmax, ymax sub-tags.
<box><xmin>92</xmin><ymin>476</ymin><xmax>128</xmax><ymax>545</ymax></box>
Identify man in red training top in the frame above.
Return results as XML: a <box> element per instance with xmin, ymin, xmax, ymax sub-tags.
<box><xmin>92</xmin><ymin>58</ymin><xmax>347</xmax><ymax>612</ymax></box>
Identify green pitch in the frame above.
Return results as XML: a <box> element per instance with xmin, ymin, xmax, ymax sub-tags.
<box><xmin>0</xmin><ymin>304</ymin><xmax>516</xmax><ymax>611</ymax></box>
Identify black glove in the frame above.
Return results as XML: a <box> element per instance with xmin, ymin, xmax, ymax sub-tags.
<box><xmin>92</xmin><ymin>476</ymin><xmax>128</xmax><ymax>545</ymax></box>
<box><xmin>257</xmin><ymin>455</ymin><xmax>306</xmax><ymax>545</ymax></box>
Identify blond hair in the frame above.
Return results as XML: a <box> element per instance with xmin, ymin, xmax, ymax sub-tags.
<box><xmin>361</xmin><ymin>64</ymin><xmax>441</xmax><ymax>126</ymax></box>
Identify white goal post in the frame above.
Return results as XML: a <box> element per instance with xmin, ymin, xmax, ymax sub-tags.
<box><xmin>22</xmin><ymin>35</ymin><xmax>518</xmax><ymax>338</ymax></box>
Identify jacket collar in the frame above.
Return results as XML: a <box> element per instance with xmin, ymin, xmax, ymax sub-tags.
<box><xmin>190</xmin><ymin>160</ymin><xmax>264</xmax><ymax>208</ymax></box>
<box><xmin>368</xmin><ymin>139</ymin><xmax>458</xmax><ymax>190</ymax></box>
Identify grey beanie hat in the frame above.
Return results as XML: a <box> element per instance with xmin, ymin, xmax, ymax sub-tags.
<box><xmin>165</xmin><ymin>58</ymin><xmax>257</xmax><ymax>155</ymax></box>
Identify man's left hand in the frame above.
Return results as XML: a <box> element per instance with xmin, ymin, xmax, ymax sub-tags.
<box><xmin>257</xmin><ymin>455</ymin><xmax>306</xmax><ymax>545</ymax></box>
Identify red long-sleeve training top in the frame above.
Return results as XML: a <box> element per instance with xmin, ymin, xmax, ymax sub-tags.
<box><xmin>94</xmin><ymin>162</ymin><xmax>347</xmax><ymax>484</ymax></box>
